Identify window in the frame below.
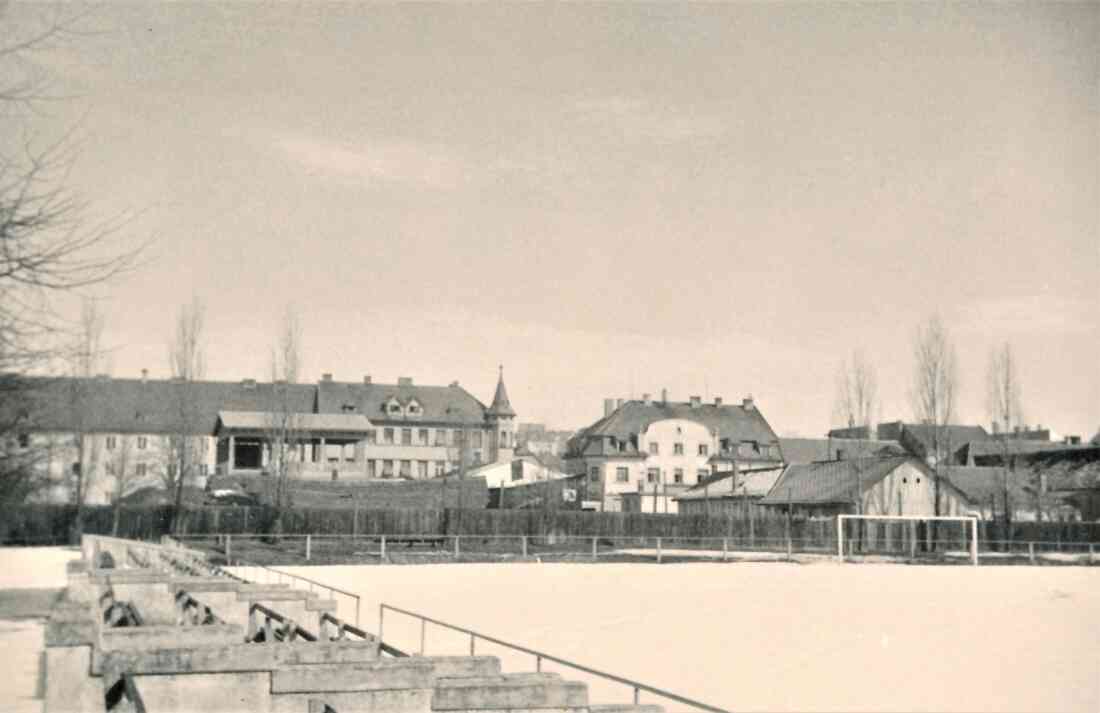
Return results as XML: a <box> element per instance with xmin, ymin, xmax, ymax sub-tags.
<box><xmin>697</xmin><ymin>469</ymin><xmax>709</xmax><ymax>482</ymax></box>
<box><xmin>365</xmin><ymin>430</ymin><xmax>376</xmax><ymax>444</ymax></box>
<box><xmin>698</xmin><ymin>444</ymin><xmax>708</xmax><ymax>456</ymax></box>
<box><xmin>401</xmin><ymin>428</ymin><xmax>412</xmax><ymax>446</ymax></box>
<box><xmin>383</xmin><ymin>428</ymin><xmax>394</xmax><ymax>444</ymax></box>
<box><xmin>106</xmin><ymin>436</ymin><xmax>117</xmax><ymax>450</ymax></box>
<box><xmin>136</xmin><ymin>463</ymin><xmax>147</xmax><ymax>477</ymax></box>
<box><xmin>388</xmin><ymin>403</ymin><xmax>401</xmax><ymax>414</ymax></box>
<box><xmin>472</xmin><ymin>431</ymin><xmax>483</xmax><ymax>448</ymax></box>
<box><xmin>400</xmin><ymin>460</ymin><xmax>411</xmax><ymax>477</ymax></box>
<box><xmin>649</xmin><ymin>442</ymin><xmax>659</xmax><ymax>455</ymax></box>
<box><xmin>589</xmin><ymin>466</ymin><xmax>600</xmax><ymax>483</ymax></box>
<box><xmin>417</xmin><ymin>461</ymin><xmax>428</xmax><ymax>478</ymax></box>
<box><xmin>472</xmin><ymin>451</ymin><xmax>482</xmax><ymax>464</ymax></box>
<box><xmin>453</xmin><ymin>429</ymin><xmax>464</xmax><ymax>445</ymax></box>
<box><xmin>616</xmin><ymin>467</ymin><xmax>629</xmax><ymax>482</ymax></box>
<box><xmin>646</xmin><ymin>468</ymin><xmax>659</xmax><ymax>484</ymax></box>
<box><xmin>367</xmin><ymin>460</ymin><xmax>377</xmax><ymax>478</ymax></box>
<box><xmin>137</xmin><ymin>436</ymin><xmax>148</xmax><ymax>450</ymax></box>
<box><xmin>382</xmin><ymin>460</ymin><xmax>394</xmax><ymax>478</ymax></box>
<box><xmin>198</xmin><ymin>464</ymin><xmax>208</xmax><ymax>476</ymax></box>
<box><xmin>435</xmin><ymin>429</ymin><xmax>448</xmax><ymax>446</ymax></box>
<box><xmin>418</xmin><ymin>429</ymin><xmax>429</xmax><ymax>445</ymax></box>
<box><xmin>106</xmin><ymin>461</ymin><xmax>116</xmax><ymax>476</ymax></box>
<box><xmin>674</xmin><ymin>468</ymin><xmax>684</xmax><ymax>484</ymax></box>
<box><xmin>17</xmin><ymin>433</ymin><xmax>29</xmax><ymax>448</ymax></box>
<box><xmin>674</xmin><ymin>443</ymin><xmax>684</xmax><ymax>455</ymax></box>
<box><xmin>501</xmin><ymin>431</ymin><xmax>509</xmax><ymax>447</ymax></box>
<box><xmin>408</xmin><ymin>403</ymin><xmax>420</xmax><ymax>415</ymax></box>
<box><xmin>435</xmin><ymin>461</ymin><xmax>445</xmax><ymax>477</ymax></box>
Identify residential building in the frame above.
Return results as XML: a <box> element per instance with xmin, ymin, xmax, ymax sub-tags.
<box><xmin>5</xmin><ymin>367</ymin><xmax>517</xmax><ymax>504</ymax></box>
<box><xmin>828</xmin><ymin>421</ymin><xmax>992</xmax><ymax>466</ymax></box>
<box><xmin>564</xmin><ymin>392</ymin><xmax>782</xmax><ymax>512</ymax></box>
<box><xmin>672</xmin><ymin>466</ymin><xmax>784</xmax><ymax>517</ymax></box>
<box><xmin>777</xmin><ymin>437</ymin><xmax>905</xmax><ymax>465</ymax></box>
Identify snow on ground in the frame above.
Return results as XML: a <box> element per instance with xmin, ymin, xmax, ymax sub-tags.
<box><xmin>0</xmin><ymin>547</ymin><xmax>79</xmax><ymax>589</ymax></box>
<box><xmin>278</xmin><ymin>560</ymin><xmax>1100</xmax><ymax>713</ymax></box>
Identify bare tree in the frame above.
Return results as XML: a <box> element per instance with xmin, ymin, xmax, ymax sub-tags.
<box><xmin>833</xmin><ymin>349</ymin><xmax>878</xmax><ymax>435</ymax></box>
<box><xmin>985</xmin><ymin>342</ymin><xmax>1025</xmax><ymax>528</ymax></box>
<box><xmin>265</xmin><ymin>305</ymin><xmax>302</xmax><ymax>535</ymax></box>
<box><xmin>911</xmin><ymin>314</ymin><xmax>959</xmax><ymax>547</ymax></box>
<box><xmin>1</xmin><ymin>6</ymin><xmax>143</xmax><ymax>502</ymax></box>
<box><xmin>163</xmin><ymin>296</ymin><xmax>206</xmax><ymax>534</ymax></box>
<box><xmin>108</xmin><ymin>434</ymin><xmax>137</xmax><ymax>536</ymax></box>
<box><xmin>66</xmin><ymin>297</ymin><xmax>105</xmax><ymax>541</ymax></box>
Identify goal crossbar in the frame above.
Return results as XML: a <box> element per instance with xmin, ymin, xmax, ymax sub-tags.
<box><xmin>836</xmin><ymin>514</ymin><xmax>979</xmax><ymax>565</ymax></box>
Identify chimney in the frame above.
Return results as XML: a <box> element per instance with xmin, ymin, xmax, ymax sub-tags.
<box><xmin>848</xmin><ymin>414</ymin><xmax>855</xmax><ymax>428</ymax></box>
<box><xmin>321</xmin><ymin>373</ymin><xmax>333</xmax><ymax>383</ymax></box>
<box><xmin>642</xmin><ymin>392</ymin><xmax>651</xmax><ymax>405</ymax></box>
<box><xmin>661</xmin><ymin>388</ymin><xmax>668</xmax><ymax>404</ymax></box>
<box><xmin>141</xmin><ymin>368</ymin><xmax>148</xmax><ymax>383</ymax></box>
<box><xmin>449</xmin><ymin>381</ymin><xmax>459</xmax><ymax>388</ymax></box>
<box><xmin>616</xmin><ymin>398</ymin><xmax>624</xmax><ymax>409</ymax></box>
<box><xmin>604</xmin><ymin>398</ymin><xmax>616</xmax><ymax>417</ymax></box>
<box><xmin>714</xmin><ymin>396</ymin><xmax>723</xmax><ymax>407</ymax></box>
<box><xmin>95</xmin><ymin>373</ymin><xmax>109</xmax><ymax>381</ymax></box>
<box><xmin>992</xmin><ymin>421</ymin><xmax>999</xmax><ymax>434</ymax></box>
<box><xmin>742</xmin><ymin>394</ymin><xmax>755</xmax><ymax>411</ymax></box>
<box><xmin>689</xmin><ymin>395</ymin><xmax>701</xmax><ymax>408</ymax></box>
<box><xmin>242</xmin><ymin>378</ymin><xmax>256</xmax><ymax>389</ymax></box>
<box><xmin>398</xmin><ymin>377</ymin><xmax>413</xmax><ymax>386</ymax></box>
<box><xmin>363</xmin><ymin>375</ymin><xmax>372</xmax><ymax>385</ymax></box>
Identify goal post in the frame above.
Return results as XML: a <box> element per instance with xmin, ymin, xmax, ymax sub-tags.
<box><xmin>837</xmin><ymin>514</ymin><xmax>979</xmax><ymax>566</ymax></box>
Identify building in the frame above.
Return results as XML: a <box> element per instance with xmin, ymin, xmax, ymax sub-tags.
<box><xmin>828</xmin><ymin>421</ymin><xmax>992</xmax><ymax>466</ymax></box>
<box><xmin>564</xmin><ymin>392</ymin><xmax>782</xmax><ymax>512</ymax></box>
<box><xmin>5</xmin><ymin>367</ymin><xmax>517</xmax><ymax>505</ymax></box>
<box><xmin>758</xmin><ymin>456</ymin><xmax>973</xmax><ymax>519</ymax></box>
<box><xmin>777</xmin><ymin>437</ymin><xmax>905</xmax><ymax>465</ymax></box>
<box><xmin>515</xmin><ymin>423</ymin><xmax>575</xmax><ymax>457</ymax></box>
<box><xmin>673</xmin><ymin>466</ymin><xmax>784</xmax><ymax>517</ymax></box>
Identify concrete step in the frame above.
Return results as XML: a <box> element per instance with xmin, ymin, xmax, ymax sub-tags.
<box><xmin>101</xmin><ymin>623</ymin><xmax>245</xmax><ymax>651</ymax></box>
<box><xmin>432</xmin><ymin>673</ymin><xmax>588</xmax><ymax>711</ymax></box>
<box><xmin>306</xmin><ymin>598</ymin><xmax>337</xmax><ymax>612</ymax></box>
<box><xmin>272</xmin><ymin>658</ymin><xmax>439</xmax><ymax>693</ymax></box>
<box><xmin>238</xmin><ymin>588</ymin><xmax>317</xmax><ymax>601</ymax></box>
<box><xmin>96</xmin><ymin>640</ymin><xmax>383</xmax><ymax>678</ymax></box>
<box><xmin>588</xmin><ymin>705</ymin><xmax>665</xmax><ymax>713</ymax></box>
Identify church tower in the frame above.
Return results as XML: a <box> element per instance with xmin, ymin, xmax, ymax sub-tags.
<box><xmin>487</xmin><ymin>365</ymin><xmax>516</xmax><ymax>463</ymax></box>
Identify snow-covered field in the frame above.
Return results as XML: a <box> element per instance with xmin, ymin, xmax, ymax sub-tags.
<box><xmin>280</xmin><ymin>560</ymin><xmax>1100</xmax><ymax>713</ymax></box>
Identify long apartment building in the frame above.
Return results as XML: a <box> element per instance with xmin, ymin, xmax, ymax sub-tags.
<box><xmin>4</xmin><ymin>368</ymin><xmax>516</xmax><ymax>504</ymax></box>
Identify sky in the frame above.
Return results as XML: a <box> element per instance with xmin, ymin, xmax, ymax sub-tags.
<box><xmin>6</xmin><ymin>2</ymin><xmax>1098</xmax><ymax>437</ymax></box>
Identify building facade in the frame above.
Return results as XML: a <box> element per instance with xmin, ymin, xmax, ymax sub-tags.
<box><xmin>6</xmin><ymin>368</ymin><xmax>517</xmax><ymax>504</ymax></box>
<box><xmin>564</xmin><ymin>393</ymin><xmax>782</xmax><ymax>512</ymax></box>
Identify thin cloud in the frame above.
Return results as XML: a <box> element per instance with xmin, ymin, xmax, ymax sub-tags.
<box><xmin>570</xmin><ymin>95</ymin><xmax>726</xmax><ymax>142</ymax></box>
<box><xmin>273</xmin><ymin>134</ymin><xmax>467</xmax><ymax>190</ymax></box>
<box><xmin>958</xmin><ymin>295</ymin><xmax>1096</xmax><ymax>337</ymax></box>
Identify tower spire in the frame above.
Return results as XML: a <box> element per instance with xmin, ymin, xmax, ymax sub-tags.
<box><xmin>488</xmin><ymin>364</ymin><xmax>515</xmax><ymax>418</ymax></box>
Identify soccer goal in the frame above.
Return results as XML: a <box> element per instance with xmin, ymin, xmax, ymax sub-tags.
<box><xmin>837</xmin><ymin>514</ymin><xmax>980</xmax><ymax>566</ymax></box>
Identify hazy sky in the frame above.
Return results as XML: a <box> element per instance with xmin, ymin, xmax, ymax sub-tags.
<box><xmin>12</xmin><ymin>2</ymin><xmax>1099</xmax><ymax>437</ymax></box>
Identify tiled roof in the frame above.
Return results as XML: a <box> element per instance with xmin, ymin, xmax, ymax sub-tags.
<box><xmin>217</xmin><ymin>410</ymin><xmax>373</xmax><ymax>433</ymax></box>
<box><xmin>675</xmin><ymin>467</ymin><xmax>784</xmax><ymax>500</ymax></box>
<box><xmin>897</xmin><ymin>423</ymin><xmax>991</xmax><ymax>453</ymax></box>
<box><xmin>778</xmin><ymin>438</ymin><xmax>905</xmax><ymax>465</ymax></box>
<box><xmin>567</xmin><ymin>400</ymin><xmax>778</xmax><ymax>457</ymax></box>
<box><xmin>960</xmin><ymin>439</ymin><xmax>1084</xmax><ymax>463</ymax></box>
<box><xmin>941</xmin><ymin>466</ymin><xmax>1032</xmax><ymax>504</ymax></box>
<box><xmin>759</xmin><ymin>456</ymin><xmax>916</xmax><ymax>505</ymax></box>
<box><xmin>316</xmin><ymin>380</ymin><xmax>488</xmax><ymax>425</ymax></box>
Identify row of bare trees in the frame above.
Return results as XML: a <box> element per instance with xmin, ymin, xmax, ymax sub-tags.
<box><xmin>834</xmin><ymin>314</ymin><xmax>1034</xmax><ymax>527</ymax></box>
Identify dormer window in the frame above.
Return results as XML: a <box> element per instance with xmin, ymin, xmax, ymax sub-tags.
<box><xmin>341</xmin><ymin>403</ymin><xmax>356</xmax><ymax>413</ymax></box>
<box><xmin>406</xmin><ymin>399</ymin><xmax>422</xmax><ymax>417</ymax></box>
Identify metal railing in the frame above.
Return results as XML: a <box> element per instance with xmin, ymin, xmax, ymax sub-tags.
<box><xmin>248</xmin><ymin>602</ymin><xmax>317</xmax><ymax>643</ymax></box>
<box><xmin>378</xmin><ymin>603</ymin><xmax>729</xmax><ymax>713</ymax></box>
<box><xmin>318</xmin><ymin>611</ymin><xmax>407</xmax><ymax>658</ymax></box>
<box><xmin>229</xmin><ymin>560</ymin><xmax>361</xmax><ymax>627</ymax></box>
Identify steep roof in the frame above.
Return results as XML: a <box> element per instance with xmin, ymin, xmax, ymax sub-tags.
<box><xmin>778</xmin><ymin>438</ymin><xmax>905</xmax><ymax>465</ymax></box>
<box><xmin>315</xmin><ymin>379</ymin><xmax>488</xmax><ymax>425</ymax></box>
<box><xmin>897</xmin><ymin>423</ymin><xmax>991</xmax><ymax>455</ymax></box>
<box><xmin>759</xmin><ymin>456</ymin><xmax>916</xmax><ymax>505</ymax></box>
<box><xmin>567</xmin><ymin>399</ymin><xmax>778</xmax><ymax>456</ymax></box>
<box><xmin>941</xmin><ymin>466</ymin><xmax>1032</xmax><ymax>505</ymax></box>
<box><xmin>960</xmin><ymin>439</ymin><xmax>1086</xmax><ymax>464</ymax></box>
<box><xmin>216</xmin><ymin>410</ymin><xmax>373</xmax><ymax>433</ymax></box>
<box><xmin>487</xmin><ymin>367</ymin><xmax>516</xmax><ymax>418</ymax></box>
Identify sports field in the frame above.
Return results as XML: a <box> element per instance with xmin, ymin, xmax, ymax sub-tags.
<box><xmin>280</xmin><ymin>560</ymin><xmax>1100</xmax><ymax>712</ymax></box>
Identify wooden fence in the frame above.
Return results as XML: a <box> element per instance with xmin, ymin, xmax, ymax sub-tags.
<box><xmin>2</xmin><ymin>504</ymin><xmax>1098</xmax><ymax>549</ymax></box>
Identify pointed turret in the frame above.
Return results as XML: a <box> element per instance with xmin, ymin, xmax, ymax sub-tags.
<box><xmin>487</xmin><ymin>365</ymin><xmax>516</xmax><ymax>418</ymax></box>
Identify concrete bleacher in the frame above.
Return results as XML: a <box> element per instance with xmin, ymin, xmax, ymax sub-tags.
<box><xmin>42</xmin><ymin>535</ymin><xmax>665</xmax><ymax>713</ymax></box>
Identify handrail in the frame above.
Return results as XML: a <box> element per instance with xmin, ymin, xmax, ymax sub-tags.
<box><xmin>379</xmin><ymin>603</ymin><xmax>729</xmax><ymax>713</ymax></box>
<box><xmin>319</xmin><ymin>612</ymin><xmax>407</xmax><ymax>658</ymax></box>
<box><xmin>231</xmin><ymin>559</ymin><xmax>361</xmax><ymax>627</ymax></box>
<box><xmin>249</xmin><ymin>602</ymin><xmax>317</xmax><ymax>642</ymax></box>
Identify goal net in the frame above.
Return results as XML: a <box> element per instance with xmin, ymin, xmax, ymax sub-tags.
<box><xmin>837</xmin><ymin>514</ymin><xmax>980</xmax><ymax>565</ymax></box>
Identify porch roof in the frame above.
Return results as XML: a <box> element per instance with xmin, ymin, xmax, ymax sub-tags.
<box><xmin>216</xmin><ymin>410</ymin><xmax>373</xmax><ymax>434</ymax></box>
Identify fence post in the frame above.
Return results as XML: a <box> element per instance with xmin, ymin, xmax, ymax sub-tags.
<box><xmin>380</xmin><ymin>535</ymin><xmax>386</xmax><ymax>561</ymax></box>
<box><xmin>656</xmin><ymin>537</ymin><xmax>662</xmax><ymax>564</ymax></box>
<box><xmin>454</xmin><ymin>535</ymin><xmax>460</xmax><ymax>559</ymax></box>
<box><xmin>722</xmin><ymin>537</ymin><xmax>728</xmax><ymax>562</ymax></box>
<box><xmin>305</xmin><ymin>534</ymin><xmax>312</xmax><ymax>562</ymax></box>
<box><xmin>225</xmin><ymin>534</ymin><xmax>232</xmax><ymax>563</ymax></box>
<box><xmin>591</xmin><ymin>536</ymin><xmax>597</xmax><ymax>561</ymax></box>
<box><xmin>521</xmin><ymin>535</ymin><xmax>528</xmax><ymax>558</ymax></box>
<box><xmin>1089</xmin><ymin>543</ymin><xmax>1095</xmax><ymax>565</ymax></box>
<box><xmin>786</xmin><ymin>532</ymin><xmax>793</xmax><ymax>561</ymax></box>
<box><xmin>1028</xmin><ymin>541</ymin><xmax>1035</xmax><ymax>565</ymax></box>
